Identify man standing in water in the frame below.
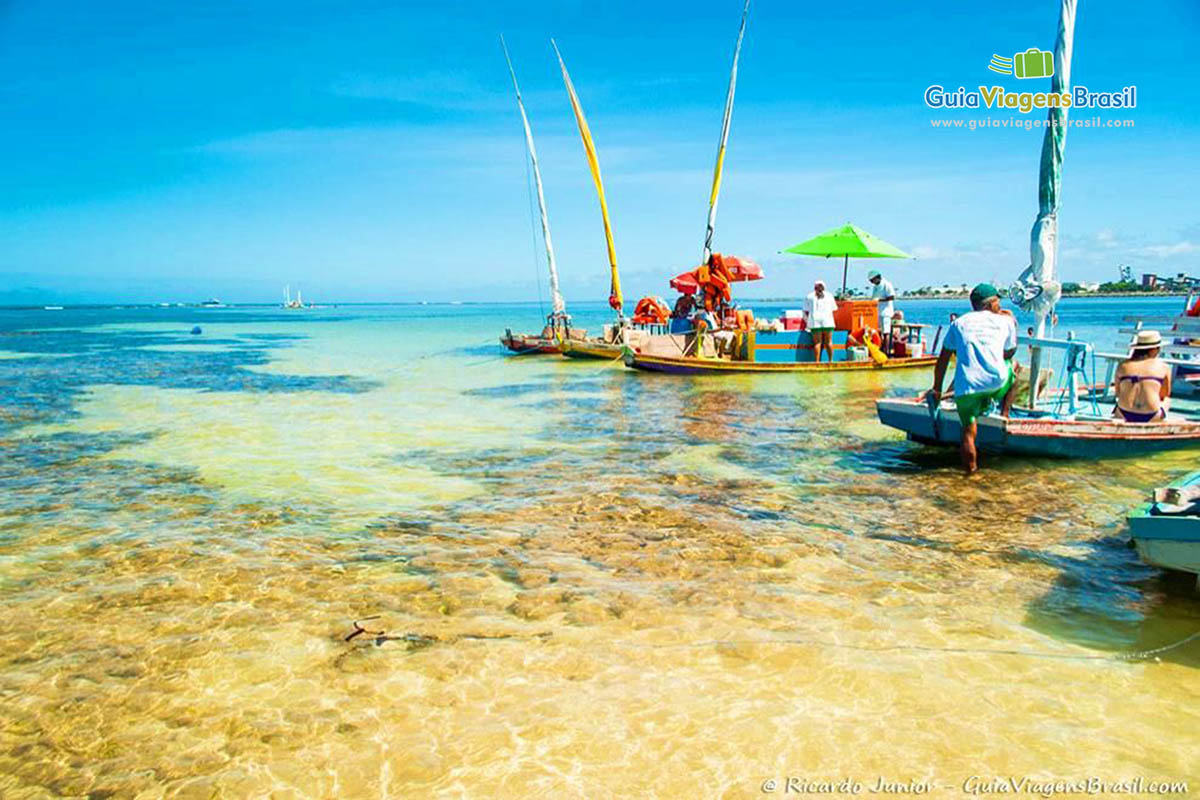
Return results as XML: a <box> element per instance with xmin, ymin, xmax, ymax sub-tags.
<box><xmin>928</xmin><ymin>283</ymin><xmax>1018</xmax><ymax>474</ymax></box>
<box><xmin>804</xmin><ymin>280</ymin><xmax>838</xmax><ymax>362</ymax></box>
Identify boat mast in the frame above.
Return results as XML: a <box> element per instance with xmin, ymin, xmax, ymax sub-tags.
<box><xmin>551</xmin><ymin>40</ymin><xmax>622</xmax><ymax>317</ymax></box>
<box><xmin>500</xmin><ymin>35</ymin><xmax>566</xmax><ymax>317</ymax></box>
<box><xmin>1021</xmin><ymin>0</ymin><xmax>1075</xmax><ymax>404</ymax></box>
<box><xmin>702</xmin><ymin>0</ymin><xmax>750</xmax><ymax>266</ymax></box>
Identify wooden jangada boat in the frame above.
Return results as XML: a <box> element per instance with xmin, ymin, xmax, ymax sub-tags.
<box><xmin>624</xmin><ymin>297</ymin><xmax>939</xmax><ymax>374</ymax></box>
<box><xmin>877</xmin><ymin>332</ymin><xmax>1200</xmax><ymax>458</ymax></box>
<box><xmin>616</xmin><ymin>1</ymin><xmax>935</xmax><ymax>377</ymax></box>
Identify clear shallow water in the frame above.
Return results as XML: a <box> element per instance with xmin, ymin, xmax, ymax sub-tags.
<box><xmin>0</xmin><ymin>298</ymin><xmax>1197</xmax><ymax>798</ymax></box>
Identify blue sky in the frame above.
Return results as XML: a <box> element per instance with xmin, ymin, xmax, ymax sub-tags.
<box><xmin>1</xmin><ymin>0</ymin><xmax>1197</xmax><ymax>304</ymax></box>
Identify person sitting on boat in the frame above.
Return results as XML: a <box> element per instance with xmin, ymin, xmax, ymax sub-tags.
<box><xmin>867</xmin><ymin>269</ymin><xmax>896</xmax><ymax>337</ymax></box>
<box><xmin>804</xmin><ymin>280</ymin><xmax>838</xmax><ymax>363</ymax></box>
<box><xmin>1113</xmin><ymin>330</ymin><xmax>1171</xmax><ymax>423</ymax></box>
<box><xmin>671</xmin><ymin>293</ymin><xmax>695</xmax><ymax>320</ymax></box>
<box><xmin>927</xmin><ymin>283</ymin><xmax>1018</xmax><ymax>474</ymax></box>
<box><xmin>889</xmin><ymin>310</ymin><xmax>911</xmax><ymax>357</ymax></box>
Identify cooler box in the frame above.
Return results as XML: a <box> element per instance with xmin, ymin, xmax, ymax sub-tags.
<box><xmin>833</xmin><ymin>299</ymin><xmax>879</xmax><ymax>332</ymax></box>
<box><xmin>780</xmin><ymin>309</ymin><xmax>805</xmax><ymax>331</ymax></box>
<box><xmin>669</xmin><ymin>318</ymin><xmax>693</xmax><ymax>334</ymax></box>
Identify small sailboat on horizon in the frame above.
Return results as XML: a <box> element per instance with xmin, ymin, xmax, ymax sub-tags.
<box><xmin>282</xmin><ymin>284</ymin><xmax>309</xmax><ymax>309</ymax></box>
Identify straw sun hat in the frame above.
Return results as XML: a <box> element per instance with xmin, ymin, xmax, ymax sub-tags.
<box><xmin>1130</xmin><ymin>330</ymin><xmax>1163</xmax><ymax>351</ymax></box>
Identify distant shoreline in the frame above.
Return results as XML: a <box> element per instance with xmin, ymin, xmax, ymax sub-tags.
<box><xmin>1</xmin><ymin>293</ymin><xmax>1193</xmax><ymax>311</ymax></box>
<box><xmin>900</xmin><ymin>291</ymin><xmax>1193</xmax><ymax>300</ymax></box>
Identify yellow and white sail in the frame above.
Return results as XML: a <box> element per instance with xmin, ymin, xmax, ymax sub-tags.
<box><xmin>702</xmin><ymin>0</ymin><xmax>750</xmax><ymax>264</ymax></box>
<box><xmin>552</xmin><ymin>40</ymin><xmax>622</xmax><ymax>314</ymax></box>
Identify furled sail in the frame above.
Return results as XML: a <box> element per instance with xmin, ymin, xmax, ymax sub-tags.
<box><xmin>1012</xmin><ymin>0</ymin><xmax>1076</xmax><ymax>329</ymax></box>
<box><xmin>551</xmin><ymin>40</ymin><xmax>622</xmax><ymax>314</ymax></box>
<box><xmin>1014</xmin><ymin>0</ymin><xmax>1075</xmax><ymax>404</ymax></box>
<box><xmin>702</xmin><ymin>0</ymin><xmax>751</xmax><ymax>265</ymax></box>
<box><xmin>500</xmin><ymin>36</ymin><xmax>565</xmax><ymax>316</ymax></box>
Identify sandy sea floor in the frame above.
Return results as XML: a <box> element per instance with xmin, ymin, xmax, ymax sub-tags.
<box><xmin>0</xmin><ymin>301</ymin><xmax>1197</xmax><ymax>798</ymax></box>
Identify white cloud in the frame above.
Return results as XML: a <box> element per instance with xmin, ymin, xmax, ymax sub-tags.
<box><xmin>330</xmin><ymin>71</ymin><xmax>506</xmax><ymax>112</ymax></box>
<box><xmin>1140</xmin><ymin>241</ymin><xmax>1198</xmax><ymax>258</ymax></box>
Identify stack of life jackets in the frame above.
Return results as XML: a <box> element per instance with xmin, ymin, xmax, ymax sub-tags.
<box><xmin>632</xmin><ymin>296</ymin><xmax>670</xmax><ymax>325</ymax></box>
<box><xmin>696</xmin><ymin>253</ymin><xmax>734</xmax><ymax>313</ymax></box>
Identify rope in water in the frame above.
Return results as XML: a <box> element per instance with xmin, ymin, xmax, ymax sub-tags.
<box><xmin>342</xmin><ymin>619</ymin><xmax>1200</xmax><ymax>664</ymax></box>
<box><xmin>609</xmin><ymin>628</ymin><xmax>1200</xmax><ymax>664</ymax></box>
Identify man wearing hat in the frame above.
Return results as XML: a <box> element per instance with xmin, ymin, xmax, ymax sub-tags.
<box><xmin>1113</xmin><ymin>330</ymin><xmax>1171</xmax><ymax>423</ymax></box>
<box><xmin>928</xmin><ymin>283</ymin><xmax>1018</xmax><ymax>474</ymax></box>
<box><xmin>867</xmin><ymin>269</ymin><xmax>896</xmax><ymax>337</ymax></box>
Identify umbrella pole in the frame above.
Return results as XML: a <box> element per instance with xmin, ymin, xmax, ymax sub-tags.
<box><xmin>841</xmin><ymin>255</ymin><xmax>849</xmax><ymax>296</ymax></box>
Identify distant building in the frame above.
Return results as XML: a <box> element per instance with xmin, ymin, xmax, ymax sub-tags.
<box><xmin>1140</xmin><ymin>272</ymin><xmax>1199</xmax><ymax>291</ymax></box>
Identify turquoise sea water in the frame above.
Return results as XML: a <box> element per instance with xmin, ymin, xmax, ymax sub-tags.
<box><xmin>0</xmin><ymin>296</ymin><xmax>1197</xmax><ymax>797</ymax></box>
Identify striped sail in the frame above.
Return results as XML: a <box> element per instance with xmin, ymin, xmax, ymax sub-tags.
<box><xmin>702</xmin><ymin>0</ymin><xmax>751</xmax><ymax>264</ymax></box>
<box><xmin>552</xmin><ymin>41</ymin><xmax>622</xmax><ymax>314</ymax></box>
<box><xmin>500</xmin><ymin>36</ymin><xmax>565</xmax><ymax>316</ymax></box>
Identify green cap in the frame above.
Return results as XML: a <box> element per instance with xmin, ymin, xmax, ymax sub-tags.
<box><xmin>969</xmin><ymin>283</ymin><xmax>1000</xmax><ymax>306</ymax></box>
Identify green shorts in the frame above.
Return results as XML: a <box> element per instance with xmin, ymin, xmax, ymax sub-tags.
<box><xmin>810</xmin><ymin>327</ymin><xmax>833</xmax><ymax>333</ymax></box>
<box><xmin>954</xmin><ymin>364</ymin><xmax>1015</xmax><ymax>426</ymax></box>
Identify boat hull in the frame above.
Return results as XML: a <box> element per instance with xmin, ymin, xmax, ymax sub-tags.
<box><xmin>877</xmin><ymin>398</ymin><xmax>1200</xmax><ymax>458</ymax></box>
<box><xmin>624</xmin><ymin>352</ymin><xmax>937</xmax><ymax>375</ymax></box>
<box><xmin>561</xmin><ymin>340</ymin><xmax>623</xmax><ymax>360</ymax></box>
<box><xmin>500</xmin><ymin>334</ymin><xmax>563</xmax><ymax>355</ymax></box>
<box><xmin>1128</xmin><ymin>472</ymin><xmax>1200</xmax><ymax>576</ymax></box>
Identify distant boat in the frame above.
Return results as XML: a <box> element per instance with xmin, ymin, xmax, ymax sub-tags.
<box><xmin>199</xmin><ymin>298</ymin><xmax>224</xmax><ymax>308</ymax></box>
<box><xmin>43</xmin><ymin>305</ymin><xmax>64</xmax><ymax>310</ymax></box>
<box><xmin>282</xmin><ymin>284</ymin><xmax>309</xmax><ymax>309</ymax></box>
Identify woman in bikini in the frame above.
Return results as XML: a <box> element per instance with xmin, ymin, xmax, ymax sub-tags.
<box><xmin>1113</xmin><ymin>330</ymin><xmax>1171</xmax><ymax>423</ymax></box>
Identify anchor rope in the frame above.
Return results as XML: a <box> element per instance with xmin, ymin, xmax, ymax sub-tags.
<box><xmin>341</xmin><ymin>620</ymin><xmax>1200</xmax><ymax>665</ymax></box>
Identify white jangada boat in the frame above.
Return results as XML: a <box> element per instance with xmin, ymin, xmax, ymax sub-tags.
<box><xmin>877</xmin><ymin>333</ymin><xmax>1200</xmax><ymax>459</ymax></box>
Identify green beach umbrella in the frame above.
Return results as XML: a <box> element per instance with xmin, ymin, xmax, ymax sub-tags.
<box><xmin>782</xmin><ymin>223</ymin><xmax>912</xmax><ymax>296</ymax></box>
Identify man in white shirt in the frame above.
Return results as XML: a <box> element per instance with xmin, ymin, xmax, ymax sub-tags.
<box><xmin>867</xmin><ymin>269</ymin><xmax>896</xmax><ymax>336</ymax></box>
<box><xmin>928</xmin><ymin>283</ymin><xmax>1018</xmax><ymax>474</ymax></box>
<box><xmin>804</xmin><ymin>280</ymin><xmax>838</xmax><ymax>362</ymax></box>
